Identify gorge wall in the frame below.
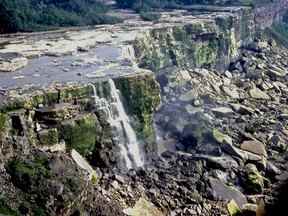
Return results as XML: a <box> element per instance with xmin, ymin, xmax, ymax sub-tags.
<box><xmin>254</xmin><ymin>0</ymin><xmax>288</xmax><ymax>29</ymax></box>
<box><xmin>0</xmin><ymin>72</ymin><xmax>161</xmax><ymax>170</ymax></box>
<box><xmin>133</xmin><ymin>0</ymin><xmax>288</xmax><ymax>74</ymax></box>
<box><xmin>133</xmin><ymin>8</ymin><xmax>255</xmax><ymax>72</ymax></box>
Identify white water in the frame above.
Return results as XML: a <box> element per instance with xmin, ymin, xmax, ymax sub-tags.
<box><xmin>88</xmin><ymin>80</ymin><xmax>144</xmax><ymax>170</ymax></box>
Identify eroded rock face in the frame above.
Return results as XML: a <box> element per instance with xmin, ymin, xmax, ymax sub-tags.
<box><xmin>133</xmin><ymin>12</ymin><xmax>251</xmax><ymax>72</ymax></box>
<box><xmin>0</xmin><ymin>150</ymin><xmax>125</xmax><ymax>216</ymax></box>
<box><xmin>0</xmin><ymin>71</ymin><xmax>160</xmax><ymax>170</ymax></box>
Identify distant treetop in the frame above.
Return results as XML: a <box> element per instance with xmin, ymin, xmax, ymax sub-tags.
<box><xmin>0</xmin><ymin>0</ymin><xmax>121</xmax><ymax>33</ymax></box>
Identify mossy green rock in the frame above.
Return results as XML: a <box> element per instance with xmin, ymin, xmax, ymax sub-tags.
<box><xmin>212</xmin><ymin>128</ymin><xmax>233</xmax><ymax>145</ymax></box>
<box><xmin>0</xmin><ymin>112</ymin><xmax>7</xmax><ymax>132</ymax></box>
<box><xmin>134</xmin><ymin>23</ymin><xmax>219</xmax><ymax>71</ymax></box>
<box><xmin>244</xmin><ymin>163</ymin><xmax>264</xmax><ymax>193</ymax></box>
<box><xmin>38</xmin><ymin>128</ymin><xmax>59</xmax><ymax>146</ymax></box>
<box><xmin>59</xmin><ymin>85</ymin><xmax>92</xmax><ymax>102</ymax></box>
<box><xmin>6</xmin><ymin>156</ymin><xmax>51</xmax><ymax>192</ymax></box>
<box><xmin>227</xmin><ymin>199</ymin><xmax>241</xmax><ymax>216</ymax></box>
<box><xmin>60</xmin><ymin>113</ymin><xmax>100</xmax><ymax>156</ymax></box>
<box><xmin>115</xmin><ymin>72</ymin><xmax>161</xmax><ymax>142</ymax></box>
<box><xmin>0</xmin><ymin>199</ymin><xmax>19</xmax><ymax>216</ymax></box>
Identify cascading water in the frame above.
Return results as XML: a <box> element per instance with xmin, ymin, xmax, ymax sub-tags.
<box><xmin>88</xmin><ymin>80</ymin><xmax>144</xmax><ymax>170</ymax></box>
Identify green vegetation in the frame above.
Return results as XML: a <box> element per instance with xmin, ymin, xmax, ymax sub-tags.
<box><xmin>0</xmin><ymin>199</ymin><xmax>19</xmax><ymax>216</ymax></box>
<box><xmin>115</xmin><ymin>0</ymin><xmax>260</xmax><ymax>11</ymax></box>
<box><xmin>6</xmin><ymin>156</ymin><xmax>51</xmax><ymax>192</ymax></box>
<box><xmin>60</xmin><ymin>114</ymin><xmax>98</xmax><ymax>156</ymax></box>
<box><xmin>0</xmin><ymin>0</ymin><xmax>121</xmax><ymax>33</ymax></box>
<box><xmin>115</xmin><ymin>74</ymin><xmax>161</xmax><ymax>141</ymax></box>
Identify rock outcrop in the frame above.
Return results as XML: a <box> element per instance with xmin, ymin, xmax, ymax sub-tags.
<box><xmin>133</xmin><ymin>8</ymin><xmax>254</xmax><ymax>72</ymax></box>
<box><xmin>0</xmin><ymin>71</ymin><xmax>160</xmax><ymax>170</ymax></box>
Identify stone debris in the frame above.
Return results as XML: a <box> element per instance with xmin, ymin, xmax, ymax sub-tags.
<box><xmin>240</xmin><ymin>140</ymin><xmax>267</xmax><ymax>157</ymax></box>
<box><xmin>0</xmin><ymin>53</ymin><xmax>28</xmax><ymax>72</ymax></box>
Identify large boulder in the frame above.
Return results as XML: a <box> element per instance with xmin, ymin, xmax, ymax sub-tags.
<box><xmin>249</xmin><ymin>88</ymin><xmax>270</xmax><ymax>100</ymax></box>
<box><xmin>240</xmin><ymin>140</ymin><xmax>267</xmax><ymax>157</ymax></box>
<box><xmin>209</xmin><ymin>178</ymin><xmax>247</xmax><ymax>208</ymax></box>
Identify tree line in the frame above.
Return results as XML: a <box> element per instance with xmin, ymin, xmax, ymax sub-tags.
<box><xmin>0</xmin><ymin>0</ymin><xmax>120</xmax><ymax>33</ymax></box>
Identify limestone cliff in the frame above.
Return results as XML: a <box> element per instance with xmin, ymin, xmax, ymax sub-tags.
<box><xmin>0</xmin><ymin>71</ymin><xmax>161</xmax><ymax>169</ymax></box>
<box><xmin>133</xmin><ymin>8</ymin><xmax>254</xmax><ymax>72</ymax></box>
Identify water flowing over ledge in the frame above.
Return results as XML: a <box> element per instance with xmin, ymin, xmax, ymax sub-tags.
<box><xmin>89</xmin><ymin>79</ymin><xmax>144</xmax><ymax>170</ymax></box>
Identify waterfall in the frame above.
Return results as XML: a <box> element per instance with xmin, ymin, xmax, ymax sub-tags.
<box><xmin>88</xmin><ymin>80</ymin><xmax>144</xmax><ymax>170</ymax></box>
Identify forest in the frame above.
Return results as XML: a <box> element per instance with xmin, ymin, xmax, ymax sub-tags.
<box><xmin>0</xmin><ymin>0</ymin><xmax>120</xmax><ymax>33</ymax></box>
<box><xmin>115</xmin><ymin>0</ymin><xmax>257</xmax><ymax>11</ymax></box>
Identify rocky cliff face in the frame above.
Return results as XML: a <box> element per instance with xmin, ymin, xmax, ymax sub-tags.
<box><xmin>133</xmin><ymin>8</ymin><xmax>254</xmax><ymax>72</ymax></box>
<box><xmin>0</xmin><ymin>72</ymin><xmax>160</xmax><ymax>170</ymax></box>
<box><xmin>254</xmin><ymin>0</ymin><xmax>288</xmax><ymax>28</ymax></box>
<box><xmin>0</xmin><ymin>5</ymin><xmax>288</xmax><ymax>216</ymax></box>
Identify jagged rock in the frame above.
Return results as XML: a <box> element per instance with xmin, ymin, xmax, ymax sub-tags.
<box><xmin>246</xmin><ymin>41</ymin><xmax>268</xmax><ymax>52</ymax></box>
<box><xmin>212</xmin><ymin>129</ymin><xmax>233</xmax><ymax>146</ymax></box>
<box><xmin>227</xmin><ymin>199</ymin><xmax>241</xmax><ymax>216</ymax></box>
<box><xmin>268</xmin><ymin>134</ymin><xmax>287</xmax><ymax>152</ymax></box>
<box><xmin>123</xmin><ymin>197</ymin><xmax>164</xmax><ymax>216</ymax></box>
<box><xmin>221</xmin><ymin>85</ymin><xmax>240</xmax><ymax>99</ymax></box>
<box><xmin>71</xmin><ymin>149</ymin><xmax>94</xmax><ymax>177</ymax></box>
<box><xmin>221</xmin><ymin>143</ymin><xmax>246</xmax><ymax>160</ymax></box>
<box><xmin>209</xmin><ymin>178</ymin><xmax>247</xmax><ymax>208</ymax></box>
<box><xmin>3</xmin><ymin>151</ymin><xmax>124</xmax><ymax>216</ymax></box>
<box><xmin>230</xmin><ymin>103</ymin><xmax>254</xmax><ymax>115</ymax></box>
<box><xmin>266</xmin><ymin>161</ymin><xmax>281</xmax><ymax>176</ymax></box>
<box><xmin>0</xmin><ymin>53</ymin><xmax>28</xmax><ymax>72</ymax></box>
<box><xmin>176</xmin><ymin>70</ymin><xmax>191</xmax><ymax>81</ymax></box>
<box><xmin>212</xmin><ymin>107</ymin><xmax>234</xmax><ymax>117</ymax></box>
<box><xmin>244</xmin><ymin>164</ymin><xmax>264</xmax><ymax>194</ymax></box>
<box><xmin>242</xmin><ymin>203</ymin><xmax>257</xmax><ymax>216</ymax></box>
<box><xmin>275</xmin><ymin>171</ymin><xmax>288</xmax><ymax>182</ymax></box>
<box><xmin>193</xmin><ymin>99</ymin><xmax>203</xmax><ymax>107</ymax></box>
<box><xmin>113</xmin><ymin>174</ymin><xmax>126</xmax><ymax>184</ymax></box>
<box><xmin>179</xmin><ymin>90</ymin><xmax>197</xmax><ymax>102</ymax></box>
<box><xmin>249</xmin><ymin>88</ymin><xmax>270</xmax><ymax>100</ymax></box>
<box><xmin>267</xmin><ymin>65</ymin><xmax>287</xmax><ymax>78</ymax></box>
<box><xmin>240</xmin><ymin>140</ymin><xmax>267</xmax><ymax>157</ymax></box>
<box><xmin>193</xmin><ymin>154</ymin><xmax>239</xmax><ymax>170</ymax></box>
<box><xmin>224</xmin><ymin>71</ymin><xmax>233</xmax><ymax>78</ymax></box>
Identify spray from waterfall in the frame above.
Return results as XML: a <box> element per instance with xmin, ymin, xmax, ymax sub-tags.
<box><xmin>88</xmin><ymin>81</ymin><xmax>144</xmax><ymax>170</ymax></box>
